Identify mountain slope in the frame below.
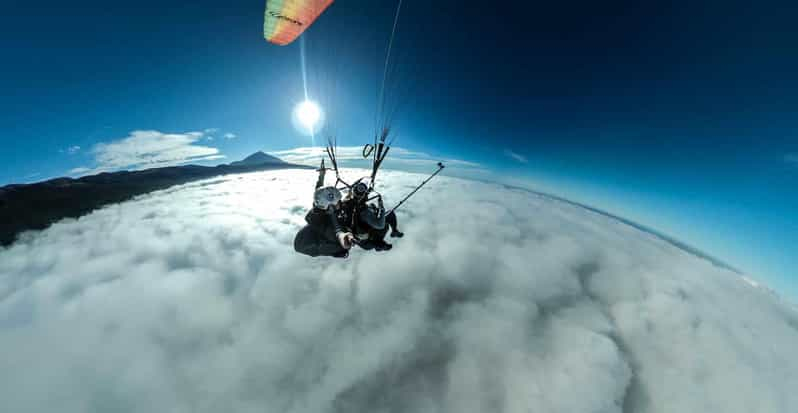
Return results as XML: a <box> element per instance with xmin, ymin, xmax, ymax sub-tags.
<box><xmin>229</xmin><ymin>151</ymin><xmax>285</xmax><ymax>166</ymax></box>
<box><xmin>0</xmin><ymin>153</ymin><xmax>310</xmax><ymax>246</ymax></box>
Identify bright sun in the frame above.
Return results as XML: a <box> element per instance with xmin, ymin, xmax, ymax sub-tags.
<box><xmin>293</xmin><ymin>100</ymin><xmax>323</xmax><ymax>134</ymax></box>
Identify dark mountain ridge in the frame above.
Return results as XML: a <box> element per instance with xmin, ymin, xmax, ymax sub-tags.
<box><xmin>230</xmin><ymin>151</ymin><xmax>285</xmax><ymax>166</ymax></box>
<box><xmin>0</xmin><ymin>153</ymin><xmax>310</xmax><ymax>247</ymax></box>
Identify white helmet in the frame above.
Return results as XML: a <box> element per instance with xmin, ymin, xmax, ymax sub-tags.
<box><xmin>314</xmin><ymin>186</ymin><xmax>342</xmax><ymax>209</ymax></box>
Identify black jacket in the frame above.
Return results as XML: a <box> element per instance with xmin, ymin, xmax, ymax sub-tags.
<box><xmin>294</xmin><ymin>206</ymin><xmax>348</xmax><ymax>257</ymax></box>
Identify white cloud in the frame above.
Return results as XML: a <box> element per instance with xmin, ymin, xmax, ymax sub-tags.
<box><xmin>504</xmin><ymin>149</ymin><xmax>528</xmax><ymax>164</ymax></box>
<box><xmin>59</xmin><ymin>145</ymin><xmax>81</xmax><ymax>155</ymax></box>
<box><xmin>88</xmin><ymin>130</ymin><xmax>223</xmax><ymax>173</ymax></box>
<box><xmin>224</xmin><ymin>133</ymin><xmax>236</xmax><ymax>139</ymax></box>
<box><xmin>204</xmin><ymin>128</ymin><xmax>219</xmax><ymax>134</ymax></box>
<box><xmin>17</xmin><ymin>172</ymin><xmax>42</xmax><ymax>183</ymax></box>
<box><xmin>0</xmin><ymin>169</ymin><xmax>797</xmax><ymax>413</ymax></box>
<box><xmin>68</xmin><ymin>167</ymin><xmax>90</xmax><ymax>175</ymax></box>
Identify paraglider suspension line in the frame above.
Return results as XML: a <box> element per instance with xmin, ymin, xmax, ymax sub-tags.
<box><xmin>374</xmin><ymin>0</ymin><xmax>403</xmax><ymax>150</ymax></box>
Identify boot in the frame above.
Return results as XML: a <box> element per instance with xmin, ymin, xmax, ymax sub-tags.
<box><xmin>374</xmin><ymin>240</ymin><xmax>393</xmax><ymax>251</ymax></box>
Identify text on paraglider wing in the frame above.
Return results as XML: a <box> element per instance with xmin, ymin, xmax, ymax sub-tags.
<box><xmin>268</xmin><ymin>11</ymin><xmax>304</xmax><ymax>26</ymax></box>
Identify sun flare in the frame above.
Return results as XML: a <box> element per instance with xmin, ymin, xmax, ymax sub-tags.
<box><xmin>293</xmin><ymin>100</ymin><xmax>323</xmax><ymax>135</ymax></box>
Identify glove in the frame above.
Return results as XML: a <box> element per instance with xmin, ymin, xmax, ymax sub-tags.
<box><xmin>337</xmin><ymin>231</ymin><xmax>355</xmax><ymax>249</ymax></box>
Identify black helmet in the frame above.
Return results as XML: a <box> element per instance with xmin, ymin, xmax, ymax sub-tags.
<box><xmin>352</xmin><ymin>182</ymin><xmax>369</xmax><ymax>199</ymax></box>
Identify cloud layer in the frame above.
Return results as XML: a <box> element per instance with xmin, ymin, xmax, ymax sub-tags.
<box><xmin>504</xmin><ymin>149</ymin><xmax>528</xmax><ymax>164</ymax></box>
<box><xmin>274</xmin><ymin>146</ymin><xmax>487</xmax><ymax>179</ymax></box>
<box><xmin>72</xmin><ymin>130</ymin><xmax>224</xmax><ymax>175</ymax></box>
<box><xmin>1</xmin><ymin>169</ymin><xmax>797</xmax><ymax>413</ymax></box>
<box><xmin>273</xmin><ymin>146</ymin><xmax>482</xmax><ymax>168</ymax></box>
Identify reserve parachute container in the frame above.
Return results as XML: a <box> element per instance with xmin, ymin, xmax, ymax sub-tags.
<box><xmin>263</xmin><ymin>0</ymin><xmax>334</xmax><ymax>45</ymax></box>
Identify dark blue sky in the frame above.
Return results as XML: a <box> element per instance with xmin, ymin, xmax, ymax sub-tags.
<box><xmin>1</xmin><ymin>1</ymin><xmax>796</xmax><ymax>295</ymax></box>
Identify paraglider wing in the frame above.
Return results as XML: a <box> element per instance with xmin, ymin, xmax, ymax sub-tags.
<box><xmin>263</xmin><ymin>0</ymin><xmax>334</xmax><ymax>45</ymax></box>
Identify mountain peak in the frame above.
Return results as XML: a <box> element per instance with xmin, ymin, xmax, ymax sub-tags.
<box><xmin>230</xmin><ymin>151</ymin><xmax>285</xmax><ymax>166</ymax></box>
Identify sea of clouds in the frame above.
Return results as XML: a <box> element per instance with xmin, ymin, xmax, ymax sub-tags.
<box><xmin>1</xmin><ymin>169</ymin><xmax>797</xmax><ymax>413</ymax></box>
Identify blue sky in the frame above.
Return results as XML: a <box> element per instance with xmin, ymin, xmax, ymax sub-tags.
<box><xmin>1</xmin><ymin>1</ymin><xmax>796</xmax><ymax>298</ymax></box>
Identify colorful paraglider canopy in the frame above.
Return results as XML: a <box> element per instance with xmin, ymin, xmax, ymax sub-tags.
<box><xmin>264</xmin><ymin>0</ymin><xmax>334</xmax><ymax>46</ymax></box>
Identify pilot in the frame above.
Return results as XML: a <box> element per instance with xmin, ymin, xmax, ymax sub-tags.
<box><xmin>340</xmin><ymin>180</ymin><xmax>403</xmax><ymax>252</ymax></box>
<box><xmin>293</xmin><ymin>160</ymin><xmax>356</xmax><ymax>258</ymax></box>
